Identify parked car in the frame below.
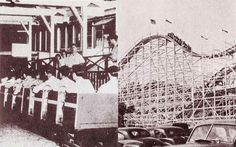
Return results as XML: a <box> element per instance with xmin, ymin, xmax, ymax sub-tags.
<box><xmin>171</xmin><ymin>120</ymin><xmax>236</xmax><ymax>147</ymax></box>
<box><xmin>118</xmin><ymin>127</ymin><xmax>171</xmax><ymax>147</ymax></box>
<box><xmin>172</xmin><ymin>122</ymin><xmax>192</xmax><ymax>136</ymax></box>
<box><xmin>147</xmin><ymin>126</ymin><xmax>186</xmax><ymax>144</ymax></box>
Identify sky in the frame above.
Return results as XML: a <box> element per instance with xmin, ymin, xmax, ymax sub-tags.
<box><xmin>117</xmin><ymin>0</ymin><xmax>236</xmax><ymax>60</ymax></box>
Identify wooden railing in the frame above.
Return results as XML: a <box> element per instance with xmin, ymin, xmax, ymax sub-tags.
<box><xmin>27</xmin><ymin>54</ymin><xmax>111</xmax><ymax>90</ymax></box>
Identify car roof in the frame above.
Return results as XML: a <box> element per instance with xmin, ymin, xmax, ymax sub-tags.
<box><xmin>146</xmin><ymin>126</ymin><xmax>184</xmax><ymax>130</ymax></box>
<box><xmin>195</xmin><ymin>119</ymin><xmax>236</xmax><ymax>126</ymax></box>
<box><xmin>119</xmin><ymin>127</ymin><xmax>147</xmax><ymax>131</ymax></box>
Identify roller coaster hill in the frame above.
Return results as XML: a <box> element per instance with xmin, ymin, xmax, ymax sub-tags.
<box><xmin>118</xmin><ymin>32</ymin><xmax>236</xmax><ymax>127</ymax></box>
<box><xmin>0</xmin><ymin>1</ymin><xmax>118</xmax><ymax>146</ymax></box>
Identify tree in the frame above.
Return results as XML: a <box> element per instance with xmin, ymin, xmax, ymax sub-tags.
<box><xmin>118</xmin><ymin>102</ymin><xmax>135</xmax><ymax>127</ymax></box>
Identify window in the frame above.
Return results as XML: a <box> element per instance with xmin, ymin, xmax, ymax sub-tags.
<box><xmin>188</xmin><ymin>125</ymin><xmax>211</xmax><ymax>142</ymax></box>
<box><xmin>207</xmin><ymin>124</ymin><xmax>236</xmax><ymax>142</ymax></box>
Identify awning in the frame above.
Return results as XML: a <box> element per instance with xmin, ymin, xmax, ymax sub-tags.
<box><xmin>93</xmin><ymin>18</ymin><xmax>114</xmax><ymax>26</ymax></box>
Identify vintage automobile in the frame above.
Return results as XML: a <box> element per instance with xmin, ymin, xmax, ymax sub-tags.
<box><xmin>147</xmin><ymin>126</ymin><xmax>186</xmax><ymax>144</ymax></box>
<box><xmin>172</xmin><ymin>122</ymin><xmax>192</xmax><ymax>136</ymax></box>
<box><xmin>171</xmin><ymin>120</ymin><xmax>236</xmax><ymax>147</ymax></box>
<box><xmin>118</xmin><ymin>127</ymin><xmax>171</xmax><ymax>147</ymax></box>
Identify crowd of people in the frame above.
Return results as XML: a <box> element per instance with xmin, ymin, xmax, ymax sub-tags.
<box><xmin>0</xmin><ymin>44</ymin><xmax>119</xmax><ymax>147</ymax></box>
<box><xmin>0</xmin><ymin>64</ymin><xmax>119</xmax><ymax>96</ymax></box>
<box><xmin>2</xmin><ymin>42</ymin><xmax>119</xmax><ymax>94</ymax></box>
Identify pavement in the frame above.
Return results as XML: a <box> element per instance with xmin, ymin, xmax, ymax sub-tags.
<box><xmin>0</xmin><ymin>123</ymin><xmax>58</xmax><ymax>147</ymax></box>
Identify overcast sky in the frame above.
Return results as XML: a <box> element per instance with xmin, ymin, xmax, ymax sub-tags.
<box><xmin>117</xmin><ymin>0</ymin><xmax>236</xmax><ymax>60</ymax></box>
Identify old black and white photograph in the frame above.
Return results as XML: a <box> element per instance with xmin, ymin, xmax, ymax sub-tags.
<box><xmin>0</xmin><ymin>0</ymin><xmax>235</xmax><ymax>147</ymax></box>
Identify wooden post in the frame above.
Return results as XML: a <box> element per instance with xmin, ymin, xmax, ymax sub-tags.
<box><xmin>65</xmin><ymin>26</ymin><xmax>68</xmax><ymax>50</ymax></box>
<box><xmin>39</xmin><ymin>30</ymin><xmax>42</xmax><ymax>51</ymax></box>
<box><xmin>28</xmin><ymin>21</ymin><xmax>32</xmax><ymax>60</ymax></box>
<box><xmin>45</xmin><ymin>30</ymin><xmax>47</xmax><ymax>51</ymax></box>
<box><xmin>72</xmin><ymin>24</ymin><xmax>76</xmax><ymax>44</ymax></box>
<box><xmin>57</xmin><ymin>27</ymin><xmax>61</xmax><ymax>52</ymax></box>
<box><xmin>41</xmin><ymin>89</ymin><xmax>49</xmax><ymax>120</ymax></box>
<box><xmin>56</xmin><ymin>89</ymin><xmax>66</xmax><ymax>124</ymax></box>
<box><xmin>81</xmin><ymin>5</ymin><xmax>87</xmax><ymax>52</ymax></box>
<box><xmin>50</xmin><ymin>15</ymin><xmax>55</xmax><ymax>57</ymax></box>
<box><xmin>91</xmin><ymin>22</ymin><xmax>95</xmax><ymax>48</ymax></box>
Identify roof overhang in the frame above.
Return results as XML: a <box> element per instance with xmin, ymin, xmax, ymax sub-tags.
<box><xmin>93</xmin><ymin>17</ymin><xmax>114</xmax><ymax>26</ymax></box>
<box><xmin>0</xmin><ymin>15</ymin><xmax>33</xmax><ymax>25</ymax></box>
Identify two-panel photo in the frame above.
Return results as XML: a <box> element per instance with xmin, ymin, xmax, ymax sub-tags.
<box><xmin>0</xmin><ymin>0</ymin><xmax>235</xmax><ymax>147</ymax></box>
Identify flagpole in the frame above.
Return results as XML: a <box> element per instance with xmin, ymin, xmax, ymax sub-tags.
<box><xmin>150</xmin><ymin>19</ymin><xmax>157</xmax><ymax>36</ymax></box>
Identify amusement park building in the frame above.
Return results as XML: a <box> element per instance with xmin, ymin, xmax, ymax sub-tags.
<box><xmin>0</xmin><ymin>0</ymin><xmax>116</xmax><ymax>87</ymax></box>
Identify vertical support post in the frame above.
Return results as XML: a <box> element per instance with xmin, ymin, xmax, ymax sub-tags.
<box><xmin>57</xmin><ymin>27</ymin><xmax>61</xmax><ymax>52</ymax></box>
<box><xmin>20</xmin><ymin>88</ymin><xmax>25</xmax><ymax>113</ymax></box>
<box><xmin>149</xmin><ymin>39</ymin><xmax>152</xmax><ymax>125</ymax></box>
<box><xmin>28</xmin><ymin>21</ymin><xmax>32</xmax><ymax>60</ymax></box>
<box><xmin>157</xmin><ymin>38</ymin><xmax>160</xmax><ymax>124</ymax></box>
<box><xmin>165</xmin><ymin>38</ymin><xmax>168</xmax><ymax>123</ymax></box>
<box><xmin>102</xmin><ymin>25</ymin><xmax>104</xmax><ymax>52</ymax></box>
<box><xmin>81</xmin><ymin>4</ymin><xmax>87</xmax><ymax>52</ymax></box>
<box><xmin>56</xmin><ymin>90</ymin><xmax>66</xmax><ymax>124</ymax></box>
<box><xmin>28</xmin><ymin>89</ymin><xmax>35</xmax><ymax>115</ymax></box>
<box><xmin>45</xmin><ymin>30</ymin><xmax>47</xmax><ymax>51</ymax></box>
<box><xmin>72</xmin><ymin>25</ymin><xmax>75</xmax><ymax>44</ymax></box>
<box><xmin>173</xmin><ymin>42</ymin><xmax>176</xmax><ymax>121</ymax></box>
<box><xmin>3</xmin><ymin>88</ymin><xmax>8</xmax><ymax>107</ymax></box>
<box><xmin>91</xmin><ymin>22</ymin><xmax>95</xmax><ymax>48</ymax></box>
<box><xmin>191</xmin><ymin>47</ymin><xmax>194</xmax><ymax>122</ymax></box>
<box><xmin>74</xmin><ymin>93</ymin><xmax>79</xmax><ymax>129</ymax></box>
<box><xmin>65</xmin><ymin>26</ymin><xmax>68</xmax><ymax>49</ymax></box>
<box><xmin>39</xmin><ymin>30</ymin><xmax>42</xmax><ymax>51</ymax></box>
<box><xmin>34</xmin><ymin>32</ymin><xmax>37</xmax><ymax>52</ymax></box>
<box><xmin>41</xmin><ymin>89</ymin><xmax>49</xmax><ymax>120</ymax></box>
<box><xmin>182</xmin><ymin>43</ymin><xmax>185</xmax><ymax>121</ymax></box>
<box><xmin>50</xmin><ymin>15</ymin><xmax>55</xmax><ymax>57</ymax></box>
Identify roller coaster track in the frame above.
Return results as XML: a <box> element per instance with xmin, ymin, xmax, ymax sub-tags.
<box><xmin>119</xmin><ymin>33</ymin><xmax>236</xmax><ymax>126</ymax></box>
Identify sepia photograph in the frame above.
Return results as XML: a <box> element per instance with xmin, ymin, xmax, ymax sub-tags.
<box><xmin>0</xmin><ymin>0</ymin><xmax>235</xmax><ymax>147</ymax></box>
<box><xmin>117</xmin><ymin>0</ymin><xmax>236</xmax><ymax>147</ymax></box>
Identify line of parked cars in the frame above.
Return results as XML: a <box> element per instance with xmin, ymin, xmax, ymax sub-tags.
<box><xmin>118</xmin><ymin>120</ymin><xmax>236</xmax><ymax>147</ymax></box>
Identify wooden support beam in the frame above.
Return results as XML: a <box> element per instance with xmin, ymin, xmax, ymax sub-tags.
<box><xmin>28</xmin><ymin>20</ymin><xmax>32</xmax><ymax>60</ymax></box>
<box><xmin>81</xmin><ymin>5</ymin><xmax>87</xmax><ymax>51</ymax></box>
<box><xmin>20</xmin><ymin>21</ymin><xmax>29</xmax><ymax>35</ymax></box>
<box><xmin>0</xmin><ymin>6</ymin><xmax>57</xmax><ymax>16</ymax></box>
<box><xmin>50</xmin><ymin>15</ymin><xmax>55</xmax><ymax>57</ymax></box>
<box><xmin>91</xmin><ymin>22</ymin><xmax>95</xmax><ymax>48</ymax></box>
<box><xmin>70</xmin><ymin>6</ymin><xmax>83</xmax><ymax>27</ymax></box>
<box><xmin>0</xmin><ymin>0</ymin><xmax>86</xmax><ymax>8</ymax></box>
<box><xmin>57</xmin><ymin>27</ymin><xmax>61</xmax><ymax>52</ymax></box>
<box><xmin>40</xmin><ymin>15</ymin><xmax>52</xmax><ymax>32</ymax></box>
<box><xmin>65</xmin><ymin>26</ymin><xmax>68</xmax><ymax>49</ymax></box>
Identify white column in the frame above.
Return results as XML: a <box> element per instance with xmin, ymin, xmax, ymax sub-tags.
<box><xmin>65</xmin><ymin>26</ymin><xmax>68</xmax><ymax>50</ymax></box>
<box><xmin>81</xmin><ymin>5</ymin><xmax>87</xmax><ymax>52</ymax></box>
<box><xmin>50</xmin><ymin>15</ymin><xmax>55</xmax><ymax>57</ymax></box>
<box><xmin>91</xmin><ymin>22</ymin><xmax>95</xmax><ymax>48</ymax></box>
<box><xmin>34</xmin><ymin>32</ymin><xmax>37</xmax><ymax>51</ymax></box>
<box><xmin>39</xmin><ymin>30</ymin><xmax>42</xmax><ymax>51</ymax></box>
<box><xmin>45</xmin><ymin>30</ymin><xmax>47</xmax><ymax>51</ymax></box>
<box><xmin>57</xmin><ymin>27</ymin><xmax>61</xmax><ymax>52</ymax></box>
<box><xmin>28</xmin><ymin>21</ymin><xmax>32</xmax><ymax>60</ymax></box>
<box><xmin>72</xmin><ymin>25</ymin><xmax>75</xmax><ymax>44</ymax></box>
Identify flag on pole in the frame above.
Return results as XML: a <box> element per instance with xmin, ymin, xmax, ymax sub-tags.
<box><xmin>150</xmin><ymin>19</ymin><xmax>156</xmax><ymax>24</ymax></box>
<box><xmin>222</xmin><ymin>29</ymin><xmax>228</xmax><ymax>33</ymax></box>
<box><xmin>165</xmin><ymin>19</ymin><xmax>172</xmax><ymax>24</ymax></box>
<box><xmin>201</xmin><ymin>35</ymin><xmax>208</xmax><ymax>40</ymax></box>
